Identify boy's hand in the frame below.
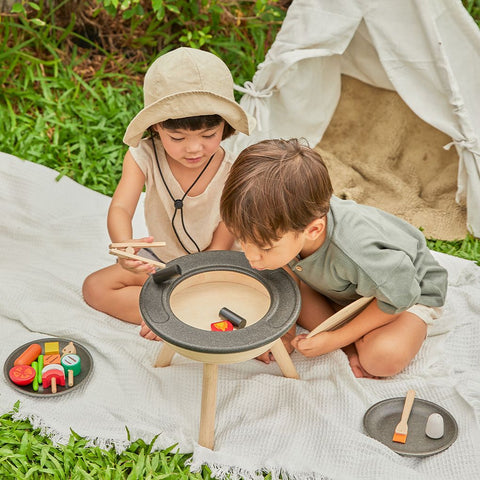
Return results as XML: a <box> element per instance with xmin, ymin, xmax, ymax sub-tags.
<box><xmin>255</xmin><ymin>350</ymin><xmax>275</xmax><ymax>364</ymax></box>
<box><xmin>291</xmin><ymin>331</ymin><xmax>336</xmax><ymax>357</ymax></box>
<box><xmin>255</xmin><ymin>328</ymin><xmax>295</xmax><ymax>364</ymax></box>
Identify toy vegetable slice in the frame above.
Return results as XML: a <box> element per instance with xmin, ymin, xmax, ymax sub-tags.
<box><xmin>9</xmin><ymin>365</ymin><xmax>36</xmax><ymax>386</ymax></box>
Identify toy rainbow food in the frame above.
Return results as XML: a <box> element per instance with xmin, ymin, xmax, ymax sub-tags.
<box><xmin>41</xmin><ymin>364</ymin><xmax>65</xmax><ymax>393</ymax></box>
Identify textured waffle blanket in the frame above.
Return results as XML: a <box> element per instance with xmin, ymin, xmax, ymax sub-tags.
<box><xmin>1</xmin><ymin>152</ymin><xmax>480</xmax><ymax>479</ymax></box>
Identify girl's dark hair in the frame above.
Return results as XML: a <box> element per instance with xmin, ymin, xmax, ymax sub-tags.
<box><xmin>160</xmin><ymin>115</ymin><xmax>235</xmax><ymax>140</ymax></box>
<box><xmin>220</xmin><ymin>138</ymin><xmax>333</xmax><ymax>246</ymax></box>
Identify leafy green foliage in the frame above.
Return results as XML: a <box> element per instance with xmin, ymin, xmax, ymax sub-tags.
<box><xmin>0</xmin><ymin>402</ymin><xmax>214</xmax><ymax>479</ymax></box>
<box><xmin>1</xmin><ymin>1</ymin><xmax>287</xmax><ymax>196</ymax></box>
<box><xmin>426</xmin><ymin>234</ymin><xmax>480</xmax><ymax>266</ymax></box>
<box><xmin>463</xmin><ymin>0</ymin><xmax>480</xmax><ymax>27</ymax></box>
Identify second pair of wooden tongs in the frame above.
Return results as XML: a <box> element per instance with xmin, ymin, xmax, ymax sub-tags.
<box><xmin>109</xmin><ymin>242</ymin><xmax>166</xmax><ymax>268</ymax></box>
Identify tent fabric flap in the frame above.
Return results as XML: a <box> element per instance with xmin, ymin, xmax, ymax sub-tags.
<box><xmin>226</xmin><ymin>0</ymin><xmax>480</xmax><ymax>237</ymax></box>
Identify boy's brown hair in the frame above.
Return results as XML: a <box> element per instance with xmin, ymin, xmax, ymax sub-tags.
<box><xmin>220</xmin><ymin>138</ymin><xmax>333</xmax><ymax>246</ymax></box>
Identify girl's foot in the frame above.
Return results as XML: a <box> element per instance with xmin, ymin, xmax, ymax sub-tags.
<box><xmin>139</xmin><ymin>320</ymin><xmax>163</xmax><ymax>341</ymax></box>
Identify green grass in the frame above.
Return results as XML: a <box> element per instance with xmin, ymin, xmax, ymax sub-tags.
<box><xmin>0</xmin><ymin>1</ymin><xmax>285</xmax><ymax>196</ymax></box>
<box><xmin>0</xmin><ymin>402</ymin><xmax>217</xmax><ymax>480</ymax></box>
<box><xmin>0</xmin><ymin>1</ymin><xmax>479</xmax><ymax>477</ymax></box>
<box><xmin>0</xmin><ymin>14</ymin><xmax>140</xmax><ymax>195</ymax></box>
<box><xmin>427</xmin><ymin>234</ymin><xmax>480</xmax><ymax>266</ymax></box>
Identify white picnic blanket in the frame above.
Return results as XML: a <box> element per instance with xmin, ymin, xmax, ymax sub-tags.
<box><xmin>1</xmin><ymin>152</ymin><xmax>480</xmax><ymax>479</ymax></box>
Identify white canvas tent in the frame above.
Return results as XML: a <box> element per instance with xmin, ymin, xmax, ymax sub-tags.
<box><xmin>226</xmin><ymin>0</ymin><xmax>480</xmax><ymax>237</ymax></box>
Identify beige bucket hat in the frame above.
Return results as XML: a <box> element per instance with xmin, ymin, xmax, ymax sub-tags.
<box><xmin>123</xmin><ymin>47</ymin><xmax>253</xmax><ymax>147</ymax></box>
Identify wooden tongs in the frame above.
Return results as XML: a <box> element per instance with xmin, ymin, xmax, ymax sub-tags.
<box><xmin>109</xmin><ymin>242</ymin><xmax>166</xmax><ymax>269</ymax></box>
<box><xmin>306</xmin><ymin>296</ymin><xmax>374</xmax><ymax>338</ymax></box>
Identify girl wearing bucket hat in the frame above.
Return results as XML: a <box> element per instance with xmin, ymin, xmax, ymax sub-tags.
<box><xmin>82</xmin><ymin>47</ymin><xmax>253</xmax><ymax>339</ymax></box>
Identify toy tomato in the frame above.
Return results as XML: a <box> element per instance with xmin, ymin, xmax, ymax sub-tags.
<box><xmin>9</xmin><ymin>365</ymin><xmax>36</xmax><ymax>386</ymax></box>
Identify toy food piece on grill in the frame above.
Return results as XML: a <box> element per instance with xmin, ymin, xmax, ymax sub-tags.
<box><xmin>61</xmin><ymin>354</ymin><xmax>81</xmax><ymax>387</ymax></box>
<box><xmin>42</xmin><ymin>364</ymin><xmax>65</xmax><ymax>393</ymax></box>
<box><xmin>211</xmin><ymin>320</ymin><xmax>234</xmax><ymax>331</ymax></box>
<box><xmin>9</xmin><ymin>365</ymin><xmax>37</xmax><ymax>386</ymax></box>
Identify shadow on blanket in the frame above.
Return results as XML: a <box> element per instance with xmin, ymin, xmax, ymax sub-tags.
<box><xmin>1</xmin><ymin>152</ymin><xmax>480</xmax><ymax>480</ymax></box>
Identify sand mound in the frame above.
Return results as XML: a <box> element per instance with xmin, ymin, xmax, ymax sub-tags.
<box><xmin>315</xmin><ymin>75</ymin><xmax>467</xmax><ymax>241</ymax></box>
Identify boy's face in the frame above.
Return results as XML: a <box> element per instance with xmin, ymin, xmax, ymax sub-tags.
<box><xmin>240</xmin><ymin>231</ymin><xmax>306</xmax><ymax>271</ymax></box>
<box><xmin>154</xmin><ymin>123</ymin><xmax>224</xmax><ymax>170</ymax></box>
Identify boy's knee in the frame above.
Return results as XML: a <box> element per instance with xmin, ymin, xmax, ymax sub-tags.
<box><xmin>357</xmin><ymin>337</ymin><xmax>409</xmax><ymax>377</ymax></box>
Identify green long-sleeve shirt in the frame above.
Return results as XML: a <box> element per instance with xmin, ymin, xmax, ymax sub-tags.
<box><xmin>287</xmin><ymin>196</ymin><xmax>448</xmax><ymax>314</ymax></box>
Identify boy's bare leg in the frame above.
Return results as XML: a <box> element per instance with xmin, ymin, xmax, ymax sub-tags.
<box><xmin>296</xmin><ymin>281</ymin><xmax>337</xmax><ymax>331</ymax></box>
<box><xmin>294</xmin><ymin>281</ymin><xmax>428</xmax><ymax>378</ymax></box>
<box><xmin>82</xmin><ymin>264</ymin><xmax>162</xmax><ymax>341</ymax></box>
<box><xmin>352</xmin><ymin>311</ymin><xmax>427</xmax><ymax>378</ymax></box>
<box><xmin>342</xmin><ymin>344</ymin><xmax>379</xmax><ymax>379</ymax></box>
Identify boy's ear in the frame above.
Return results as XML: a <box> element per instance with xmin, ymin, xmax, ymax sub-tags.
<box><xmin>304</xmin><ymin>217</ymin><xmax>326</xmax><ymax>240</ymax></box>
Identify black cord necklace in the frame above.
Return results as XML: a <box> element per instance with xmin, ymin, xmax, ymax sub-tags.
<box><xmin>150</xmin><ymin>134</ymin><xmax>216</xmax><ymax>254</ymax></box>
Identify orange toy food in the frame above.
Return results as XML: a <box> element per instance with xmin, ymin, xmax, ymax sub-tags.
<box><xmin>13</xmin><ymin>343</ymin><xmax>42</xmax><ymax>366</ymax></box>
<box><xmin>9</xmin><ymin>365</ymin><xmax>37</xmax><ymax>386</ymax></box>
<box><xmin>211</xmin><ymin>320</ymin><xmax>234</xmax><ymax>331</ymax></box>
<box><xmin>44</xmin><ymin>354</ymin><xmax>61</xmax><ymax>365</ymax></box>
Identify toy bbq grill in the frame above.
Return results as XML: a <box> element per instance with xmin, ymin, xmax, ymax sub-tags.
<box><xmin>139</xmin><ymin>250</ymin><xmax>301</xmax><ymax>449</ymax></box>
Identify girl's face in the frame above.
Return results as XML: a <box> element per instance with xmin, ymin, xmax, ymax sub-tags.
<box><xmin>154</xmin><ymin>122</ymin><xmax>224</xmax><ymax>170</ymax></box>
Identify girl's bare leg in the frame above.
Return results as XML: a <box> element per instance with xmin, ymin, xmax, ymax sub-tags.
<box><xmin>82</xmin><ymin>263</ymin><xmax>147</xmax><ymax>325</ymax></box>
<box><xmin>83</xmin><ymin>264</ymin><xmax>163</xmax><ymax>340</ymax></box>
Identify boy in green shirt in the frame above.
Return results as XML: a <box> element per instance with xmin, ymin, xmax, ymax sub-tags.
<box><xmin>220</xmin><ymin>139</ymin><xmax>447</xmax><ymax>378</ymax></box>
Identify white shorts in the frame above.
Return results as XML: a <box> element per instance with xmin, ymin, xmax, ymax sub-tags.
<box><xmin>407</xmin><ymin>304</ymin><xmax>443</xmax><ymax>327</ymax></box>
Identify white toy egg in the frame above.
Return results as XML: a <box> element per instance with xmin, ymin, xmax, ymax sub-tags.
<box><xmin>425</xmin><ymin>413</ymin><xmax>444</xmax><ymax>439</ymax></box>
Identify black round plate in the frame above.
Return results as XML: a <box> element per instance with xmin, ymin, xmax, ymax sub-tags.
<box><xmin>364</xmin><ymin>397</ymin><xmax>458</xmax><ymax>456</ymax></box>
<box><xmin>4</xmin><ymin>337</ymin><xmax>93</xmax><ymax>397</ymax></box>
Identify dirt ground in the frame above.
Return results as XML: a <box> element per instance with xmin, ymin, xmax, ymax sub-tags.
<box><xmin>316</xmin><ymin>75</ymin><xmax>467</xmax><ymax>240</ymax></box>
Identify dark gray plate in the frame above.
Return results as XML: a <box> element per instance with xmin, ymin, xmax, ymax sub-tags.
<box><xmin>363</xmin><ymin>397</ymin><xmax>458</xmax><ymax>456</ymax></box>
<box><xmin>4</xmin><ymin>337</ymin><xmax>93</xmax><ymax>397</ymax></box>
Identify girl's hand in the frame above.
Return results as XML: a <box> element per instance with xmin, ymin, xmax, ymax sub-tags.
<box><xmin>118</xmin><ymin>257</ymin><xmax>157</xmax><ymax>275</ymax></box>
<box><xmin>117</xmin><ymin>236</ymin><xmax>157</xmax><ymax>275</ymax></box>
<box><xmin>291</xmin><ymin>331</ymin><xmax>337</xmax><ymax>357</ymax></box>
